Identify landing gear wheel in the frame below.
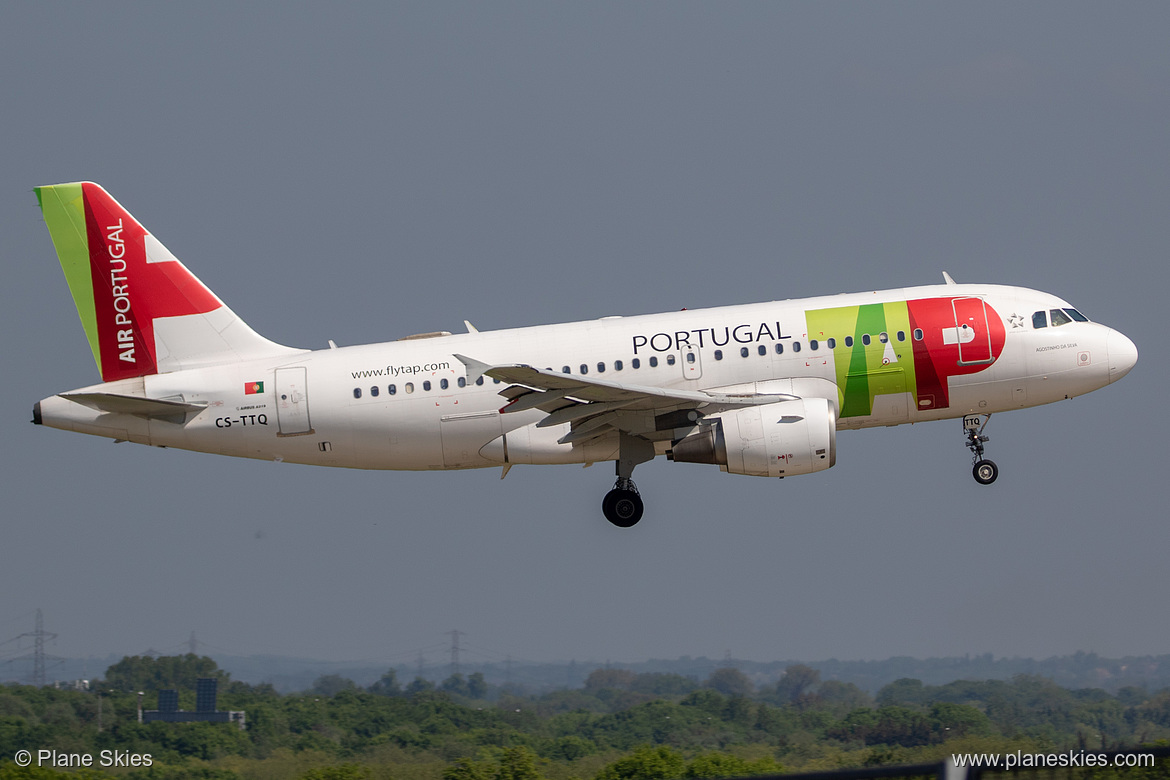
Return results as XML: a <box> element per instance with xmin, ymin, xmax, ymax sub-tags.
<box><xmin>973</xmin><ymin>459</ymin><xmax>998</xmax><ymax>485</ymax></box>
<box><xmin>602</xmin><ymin>487</ymin><xmax>644</xmax><ymax>528</ymax></box>
<box><xmin>962</xmin><ymin>414</ymin><xmax>999</xmax><ymax>486</ymax></box>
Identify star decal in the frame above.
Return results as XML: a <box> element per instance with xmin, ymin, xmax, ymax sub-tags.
<box><xmin>1008</xmin><ymin>312</ymin><xmax>1025</xmax><ymax>329</ymax></box>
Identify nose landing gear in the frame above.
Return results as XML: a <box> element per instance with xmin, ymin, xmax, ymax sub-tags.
<box><xmin>964</xmin><ymin>414</ymin><xmax>998</xmax><ymax>485</ymax></box>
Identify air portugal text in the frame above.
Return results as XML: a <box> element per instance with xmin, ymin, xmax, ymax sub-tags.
<box><xmin>105</xmin><ymin>218</ymin><xmax>135</xmax><ymax>364</ymax></box>
<box><xmin>632</xmin><ymin>321</ymin><xmax>792</xmax><ymax>354</ymax></box>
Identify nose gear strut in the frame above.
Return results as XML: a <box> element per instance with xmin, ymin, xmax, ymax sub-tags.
<box><xmin>963</xmin><ymin>414</ymin><xmax>998</xmax><ymax>485</ymax></box>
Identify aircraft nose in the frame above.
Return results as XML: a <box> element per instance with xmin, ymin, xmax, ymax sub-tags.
<box><xmin>1106</xmin><ymin>329</ymin><xmax>1138</xmax><ymax>384</ymax></box>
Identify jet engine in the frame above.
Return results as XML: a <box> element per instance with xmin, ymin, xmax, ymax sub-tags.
<box><xmin>668</xmin><ymin>398</ymin><xmax>837</xmax><ymax>477</ymax></box>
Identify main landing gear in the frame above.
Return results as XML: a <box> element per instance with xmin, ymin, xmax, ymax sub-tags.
<box><xmin>602</xmin><ymin>478</ymin><xmax>643</xmax><ymax>528</ymax></box>
<box><xmin>963</xmin><ymin>414</ymin><xmax>998</xmax><ymax>485</ymax></box>
<box><xmin>601</xmin><ymin>433</ymin><xmax>655</xmax><ymax>527</ymax></box>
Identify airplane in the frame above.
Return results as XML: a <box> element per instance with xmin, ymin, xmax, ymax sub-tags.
<box><xmin>31</xmin><ymin>182</ymin><xmax>1138</xmax><ymax>527</ymax></box>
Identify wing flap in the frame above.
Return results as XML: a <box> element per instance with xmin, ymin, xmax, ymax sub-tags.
<box><xmin>501</xmin><ymin>387</ymin><xmax>574</xmax><ymax>414</ymax></box>
<box><xmin>536</xmin><ymin>400</ymin><xmax>635</xmax><ymax>428</ymax></box>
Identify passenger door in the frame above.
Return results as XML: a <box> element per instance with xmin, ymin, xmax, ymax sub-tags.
<box><xmin>275</xmin><ymin>366</ymin><xmax>314</xmax><ymax>436</ymax></box>
<box><xmin>951</xmin><ymin>297</ymin><xmax>994</xmax><ymax>365</ymax></box>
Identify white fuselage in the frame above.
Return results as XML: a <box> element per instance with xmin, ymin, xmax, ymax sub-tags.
<box><xmin>36</xmin><ymin>283</ymin><xmax>1136</xmax><ymax>474</ymax></box>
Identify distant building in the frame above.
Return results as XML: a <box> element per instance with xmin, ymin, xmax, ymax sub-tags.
<box><xmin>142</xmin><ymin>677</ymin><xmax>245</xmax><ymax>730</ymax></box>
<box><xmin>53</xmin><ymin>679</ymin><xmax>90</xmax><ymax>691</ymax></box>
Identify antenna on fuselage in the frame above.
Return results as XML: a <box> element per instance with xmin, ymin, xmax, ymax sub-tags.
<box><xmin>942</xmin><ymin>271</ymin><xmax>957</xmax><ymax>285</ymax></box>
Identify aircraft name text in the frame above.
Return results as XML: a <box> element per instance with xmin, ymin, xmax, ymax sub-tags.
<box><xmin>632</xmin><ymin>322</ymin><xmax>792</xmax><ymax>354</ymax></box>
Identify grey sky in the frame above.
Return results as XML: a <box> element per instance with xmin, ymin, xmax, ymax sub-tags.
<box><xmin>2</xmin><ymin>3</ymin><xmax>1166</xmax><ymax>670</ymax></box>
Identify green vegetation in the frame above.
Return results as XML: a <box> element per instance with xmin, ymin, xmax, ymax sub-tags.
<box><xmin>2</xmin><ymin>655</ymin><xmax>1170</xmax><ymax>779</ymax></box>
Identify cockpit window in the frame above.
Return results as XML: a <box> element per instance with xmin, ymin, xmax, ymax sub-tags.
<box><xmin>1063</xmin><ymin>308</ymin><xmax>1089</xmax><ymax>323</ymax></box>
<box><xmin>1032</xmin><ymin>311</ymin><xmax>1047</xmax><ymax>329</ymax></box>
<box><xmin>1050</xmin><ymin>308</ymin><xmax>1073</xmax><ymax>327</ymax></box>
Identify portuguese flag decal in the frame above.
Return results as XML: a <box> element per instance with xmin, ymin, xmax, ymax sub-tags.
<box><xmin>245</xmin><ymin>381</ymin><xmax>265</xmax><ymax>395</ymax></box>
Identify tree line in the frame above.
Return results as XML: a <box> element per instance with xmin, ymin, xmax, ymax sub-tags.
<box><xmin>3</xmin><ymin>654</ymin><xmax>1170</xmax><ymax>779</ymax></box>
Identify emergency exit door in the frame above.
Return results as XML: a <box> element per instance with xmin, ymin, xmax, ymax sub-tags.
<box><xmin>681</xmin><ymin>344</ymin><xmax>702</xmax><ymax>379</ymax></box>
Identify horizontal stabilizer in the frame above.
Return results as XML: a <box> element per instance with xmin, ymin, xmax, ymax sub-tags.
<box><xmin>61</xmin><ymin>392</ymin><xmax>206</xmax><ymax>423</ymax></box>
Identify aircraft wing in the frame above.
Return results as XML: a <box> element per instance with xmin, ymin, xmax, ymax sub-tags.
<box><xmin>454</xmin><ymin>354</ymin><xmax>795</xmax><ymax>445</ymax></box>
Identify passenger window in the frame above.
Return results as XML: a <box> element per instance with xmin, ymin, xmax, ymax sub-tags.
<box><xmin>370</xmin><ymin>385</ymin><xmax>379</xmax><ymax>397</ymax></box>
<box><xmin>579</xmin><ymin>364</ymin><xmax>588</xmax><ymax>375</ymax></box>
<box><xmin>862</xmin><ymin>334</ymin><xmax>871</xmax><ymax>346</ymax></box>
<box><xmin>632</xmin><ymin>358</ymin><xmax>641</xmax><ymax>369</ymax></box>
<box><xmin>649</xmin><ymin>356</ymin><xmax>658</xmax><ymax>367</ymax></box>
<box><xmin>845</xmin><ymin>335</ymin><xmax>853</xmax><ymax>347</ymax></box>
<box><xmin>615</xmin><ymin>360</ymin><xmax>623</xmax><ymax>370</ymax></box>
<box><xmin>423</xmin><ymin>380</ymin><xmax>432</xmax><ymax>391</ymax></box>
<box><xmin>757</xmin><ymin>345</ymin><xmax>767</xmax><ymax>356</ymax></box>
<box><xmin>714</xmin><ymin>350</ymin><xmax>723</xmax><ymax>361</ymax></box>
<box><xmin>353</xmin><ymin>388</ymin><xmax>362</xmax><ymax>399</ymax></box>
<box><xmin>879</xmin><ymin>332</ymin><xmax>888</xmax><ymax>343</ymax></box>
<box><xmin>666</xmin><ymin>354</ymin><xmax>676</xmax><ymax>365</ymax></box>
<box><xmin>775</xmin><ymin>343</ymin><xmax>783</xmax><ymax>354</ymax></box>
<box><xmin>475</xmin><ymin>376</ymin><xmax>484</xmax><ymax>386</ymax></box>
<box><xmin>792</xmin><ymin>341</ymin><xmax>801</xmax><ymax>353</ymax></box>
<box><xmin>1032</xmin><ymin>311</ymin><xmax>1047</xmax><ymax>329</ymax></box>
<box><xmin>456</xmin><ymin>378</ymin><xmax>465</xmax><ymax>388</ymax></box>
<box><xmin>686</xmin><ymin>353</ymin><xmax>695</xmax><ymax>363</ymax></box>
<box><xmin>1064</xmin><ymin>308</ymin><xmax>1089</xmax><ymax>323</ymax></box>
<box><xmin>597</xmin><ymin>362</ymin><xmax>605</xmax><ymax>373</ymax></box>
<box><xmin>1050</xmin><ymin>308</ymin><xmax>1072</xmax><ymax>327</ymax></box>
<box><xmin>740</xmin><ymin>347</ymin><xmax>749</xmax><ymax>358</ymax></box>
<box><xmin>493</xmin><ymin>378</ymin><xmax>500</xmax><ymax>384</ymax></box>
<box><xmin>809</xmin><ymin>339</ymin><xmax>818</xmax><ymax>351</ymax></box>
<box><xmin>827</xmin><ymin>338</ymin><xmax>836</xmax><ymax>349</ymax></box>
<box><xmin>405</xmin><ymin>382</ymin><xmax>414</xmax><ymax>394</ymax></box>
<box><xmin>913</xmin><ymin>329</ymin><xmax>923</xmax><ymax>341</ymax></box>
<box><xmin>440</xmin><ymin>378</ymin><xmax>449</xmax><ymax>390</ymax></box>
<box><xmin>389</xmin><ymin>384</ymin><xmax>397</xmax><ymax>395</ymax></box>
<box><xmin>897</xmin><ymin>331</ymin><xmax>905</xmax><ymax>341</ymax></box>
<box><xmin>562</xmin><ymin>366</ymin><xmax>571</xmax><ymax>374</ymax></box>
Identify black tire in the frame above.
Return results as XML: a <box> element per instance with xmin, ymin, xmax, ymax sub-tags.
<box><xmin>602</xmin><ymin>488</ymin><xmax>644</xmax><ymax>527</ymax></box>
<box><xmin>973</xmin><ymin>459</ymin><xmax>999</xmax><ymax>485</ymax></box>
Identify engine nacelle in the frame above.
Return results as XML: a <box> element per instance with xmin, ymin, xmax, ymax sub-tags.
<box><xmin>668</xmin><ymin>398</ymin><xmax>837</xmax><ymax>477</ymax></box>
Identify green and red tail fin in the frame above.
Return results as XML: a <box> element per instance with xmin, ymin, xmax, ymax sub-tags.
<box><xmin>35</xmin><ymin>182</ymin><xmax>299</xmax><ymax>381</ymax></box>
